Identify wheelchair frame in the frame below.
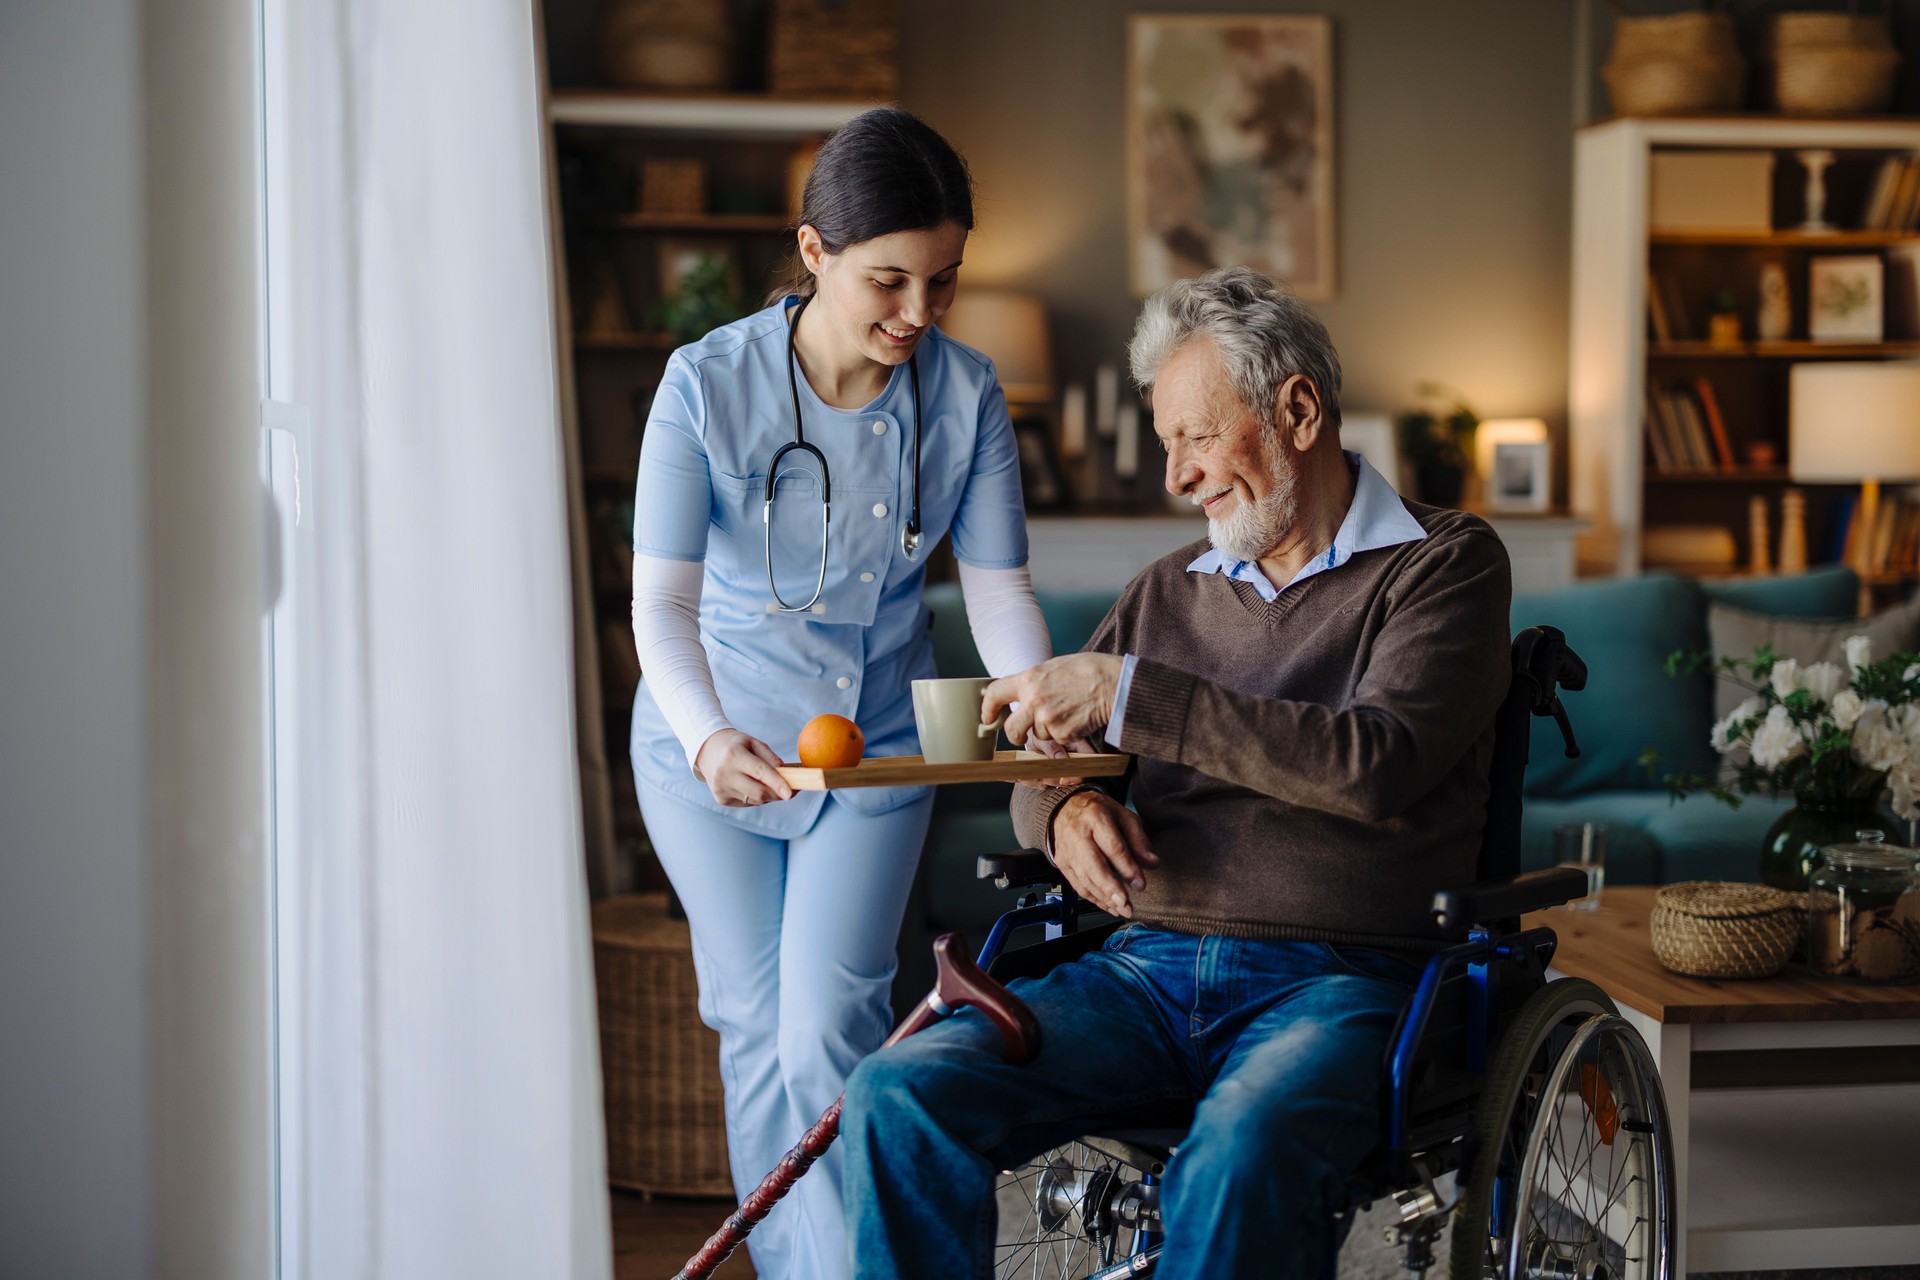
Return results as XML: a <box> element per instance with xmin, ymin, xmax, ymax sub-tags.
<box><xmin>968</xmin><ymin>627</ymin><xmax>1678</xmax><ymax>1279</ymax></box>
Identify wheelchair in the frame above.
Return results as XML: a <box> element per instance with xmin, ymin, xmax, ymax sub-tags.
<box><xmin>964</xmin><ymin>627</ymin><xmax>1677</xmax><ymax>1280</ymax></box>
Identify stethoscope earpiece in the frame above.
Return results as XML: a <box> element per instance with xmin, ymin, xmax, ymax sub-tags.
<box><xmin>766</xmin><ymin>295</ymin><xmax>923</xmax><ymax>614</ymax></box>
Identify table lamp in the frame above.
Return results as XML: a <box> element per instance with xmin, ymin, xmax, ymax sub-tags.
<box><xmin>937</xmin><ymin>291</ymin><xmax>1053</xmax><ymax>406</ymax></box>
<box><xmin>1788</xmin><ymin>362</ymin><xmax>1920</xmax><ymax>575</ymax></box>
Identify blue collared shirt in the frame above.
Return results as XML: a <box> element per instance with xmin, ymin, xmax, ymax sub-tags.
<box><xmin>1105</xmin><ymin>451</ymin><xmax>1425</xmax><ymax>745</ymax></box>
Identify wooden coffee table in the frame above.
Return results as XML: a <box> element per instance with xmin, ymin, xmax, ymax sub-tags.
<box><xmin>1526</xmin><ymin>887</ymin><xmax>1920</xmax><ymax>1274</ymax></box>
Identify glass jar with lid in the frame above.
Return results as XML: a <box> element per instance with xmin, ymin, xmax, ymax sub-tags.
<box><xmin>1806</xmin><ymin>831</ymin><xmax>1920</xmax><ymax>984</ymax></box>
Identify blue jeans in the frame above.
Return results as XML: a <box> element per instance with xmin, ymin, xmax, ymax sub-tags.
<box><xmin>841</xmin><ymin>926</ymin><xmax>1419</xmax><ymax>1280</ymax></box>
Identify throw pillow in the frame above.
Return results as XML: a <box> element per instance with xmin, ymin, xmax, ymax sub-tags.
<box><xmin>1706</xmin><ymin>597</ymin><xmax>1920</xmax><ymax>724</ymax></box>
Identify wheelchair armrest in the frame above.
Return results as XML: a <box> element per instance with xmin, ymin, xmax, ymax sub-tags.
<box><xmin>1431</xmin><ymin>866</ymin><xmax>1593</xmax><ymax>929</ymax></box>
<box><xmin>976</xmin><ymin>849</ymin><xmax>1059</xmax><ymax>891</ymax></box>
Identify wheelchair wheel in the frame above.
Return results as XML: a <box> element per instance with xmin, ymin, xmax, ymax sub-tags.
<box><xmin>993</xmin><ymin>1139</ymin><xmax>1161</xmax><ymax>1278</ymax></box>
<box><xmin>1450</xmin><ymin>978</ymin><xmax>1675</xmax><ymax>1280</ymax></box>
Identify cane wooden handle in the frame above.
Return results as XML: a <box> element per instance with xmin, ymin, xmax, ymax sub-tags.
<box><xmin>930</xmin><ymin>932</ymin><xmax>1041</xmax><ymax>1064</ymax></box>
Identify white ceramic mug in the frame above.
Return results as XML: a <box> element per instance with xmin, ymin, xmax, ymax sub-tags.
<box><xmin>912</xmin><ymin>677</ymin><xmax>1009</xmax><ymax>764</ymax></box>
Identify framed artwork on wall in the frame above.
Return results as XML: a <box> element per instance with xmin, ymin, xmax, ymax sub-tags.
<box><xmin>1126</xmin><ymin>13</ymin><xmax>1335</xmax><ymax>299</ymax></box>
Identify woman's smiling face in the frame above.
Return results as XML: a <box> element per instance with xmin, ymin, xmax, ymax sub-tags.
<box><xmin>801</xmin><ymin>219</ymin><xmax>967</xmax><ymax>368</ymax></box>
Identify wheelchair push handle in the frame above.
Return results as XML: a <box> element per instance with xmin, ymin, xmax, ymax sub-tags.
<box><xmin>1514</xmin><ymin>624</ymin><xmax>1586</xmax><ymax>760</ymax></box>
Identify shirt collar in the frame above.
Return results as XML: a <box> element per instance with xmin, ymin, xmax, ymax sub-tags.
<box><xmin>1186</xmin><ymin>451</ymin><xmax>1428</xmax><ymax>600</ymax></box>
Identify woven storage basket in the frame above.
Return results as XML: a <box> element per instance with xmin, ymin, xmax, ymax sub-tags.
<box><xmin>1610</xmin><ymin>10</ymin><xmax>1741</xmax><ymax>60</ymax></box>
<box><xmin>1772</xmin><ymin>46</ymin><xmax>1900</xmax><ymax>114</ymax></box>
<box><xmin>1603</xmin><ymin>12</ymin><xmax>1743</xmax><ymax>116</ymax></box>
<box><xmin>768</xmin><ymin>0</ymin><xmax>898</xmax><ymax>98</ymax></box>
<box><xmin>1760</xmin><ymin>12</ymin><xmax>1900</xmax><ymax>113</ymax></box>
<box><xmin>593</xmin><ymin>893</ymin><xmax>732</xmax><ymax>1195</ymax></box>
<box><xmin>596</xmin><ymin>0</ymin><xmax>731</xmax><ymax>91</ymax></box>
<box><xmin>1651</xmin><ymin>881</ymin><xmax>1803</xmax><ymax>980</ymax></box>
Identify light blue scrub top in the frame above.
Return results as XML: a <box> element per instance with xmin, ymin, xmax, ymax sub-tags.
<box><xmin>630</xmin><ymin>299</ymin><xmax>1030</xmax><ymax>837</ymax></box>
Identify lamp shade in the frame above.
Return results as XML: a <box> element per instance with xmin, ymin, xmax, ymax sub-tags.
<box><xmin>937</xmin><ymin>291</ymin><xmax>1053</xmax><ymax>405</ymax></box>
<box><xmin>1788</xmin><ymin>362</ymin><xmax>1920</xmax><ymax>482</ymax></box>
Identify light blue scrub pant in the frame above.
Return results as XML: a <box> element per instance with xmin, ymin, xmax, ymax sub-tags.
<box><xmin>639</xmin><ymin>781</ymin><xmax>936</xmax><ymax>1280</ymax></box>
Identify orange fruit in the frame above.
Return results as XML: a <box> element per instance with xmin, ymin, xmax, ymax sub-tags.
<box><xmin>797</xmin><ymin>714</ymin><xmax>864</xmax><ymax>769</ymax></box>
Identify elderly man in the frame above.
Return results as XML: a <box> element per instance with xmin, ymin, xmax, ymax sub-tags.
<box><xmin>840</xmin><ymin>267</ymin><xmax>1512</xmax><ymax>1279</ymax></box>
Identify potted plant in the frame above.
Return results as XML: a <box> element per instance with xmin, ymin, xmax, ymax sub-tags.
<box><xmin>1648</xmin><ymin>636</ymin><xmax>1917</xmax><ymax>890</ymax></box>
<box><xmin>1396</xmin><ymin>383</ymin><xmax>1478</xmax><ymax>508</ymax></box>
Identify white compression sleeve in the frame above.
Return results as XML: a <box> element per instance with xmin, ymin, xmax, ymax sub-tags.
<box><xmin>956</xmin><ymin>562</ymin><xmax>1054</xmax><ymax>677</ymax></box>
<box><xmin>631</xmin><ymin>553</ymin><xmax>733</xmax><ymax>773</ymax></box>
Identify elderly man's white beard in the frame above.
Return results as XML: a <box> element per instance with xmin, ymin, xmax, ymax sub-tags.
<box><xmin>1201</xmin><ymin>443</ymin><xmax>1299</xmax><ymax>563</ymax></box>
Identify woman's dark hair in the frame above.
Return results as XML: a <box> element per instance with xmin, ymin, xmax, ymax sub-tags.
<box><xmin>771</xmin><ymin>107</ymin><xmax>974</xmax><ymax>302</ymax></box>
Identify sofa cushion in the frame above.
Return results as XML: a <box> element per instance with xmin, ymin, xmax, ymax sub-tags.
<box><xmin>1519</xmin><ymin>789</ymin><xmax>1794</xmax><ymax>885</ymax></box>
<box><xmin>1511</xmin><ymin>573</ymin><xmax>1716</xmax><ymax>798</ymax></box>
<box><xmin>1707</xmin><ymin>594</ymin><xmax>1920</xmax><ymax>721</ymax></box>
<box><xmin>1699</xmin><ymin>564</ymin><xmax>1857</xmax><ymax>619</ymax></box>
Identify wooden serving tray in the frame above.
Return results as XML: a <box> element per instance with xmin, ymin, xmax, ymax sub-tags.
<box><xmin>777</xmin><ymin>750</ymin><xmax>1130</xmax><ymax>790</ymax></box>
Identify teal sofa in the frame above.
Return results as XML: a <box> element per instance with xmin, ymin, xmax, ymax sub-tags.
<box><xmin>896</xmin><ymin>565</ymin><xmax>1863</xmax><ymax>1000</ymax></box>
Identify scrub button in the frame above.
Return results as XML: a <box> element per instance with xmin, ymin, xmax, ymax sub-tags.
<box><xmin>872</xmin><ymin>503</ymin><xmax>888</xmax><ymax>518</ymax></box>
<box><xmin>859</xmin><ymin>571</ymin><xmax>875</xmax><ymax>583</ymax></box>
<box><xmin>836</xmin><ymin>677</ymin><xmax>852</xmax><ymax>689</ymax></box>
<box><xmin>765</xmin><ymin>602</ymin><xmax>780</xmax><ymax>613</ymax></box>
<box><xmin>811</xmin><ymin>602</ymin><xmax>828</xmax><ymax>614</ymax></box>
<box><xmin>872</xmin><ymin>421</ymin><xmax>888</xmax><ymax>435</ymax></box>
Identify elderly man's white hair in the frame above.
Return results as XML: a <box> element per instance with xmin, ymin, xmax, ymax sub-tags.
<box><xmin>1127</xmin><ymin>266</ymin><xmax>1343</xmax><ymax>434</ymax></box>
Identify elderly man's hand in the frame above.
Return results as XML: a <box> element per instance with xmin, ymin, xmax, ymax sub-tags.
<box><xmin>1051</xmin><ymin>791</ymin><xmax>1158</xmax><ymax>917</ymax></box>
<box><xmin>983</xmin><ymin>653</ymin><xmax>1127</xmax><ymax>749</ymax></box>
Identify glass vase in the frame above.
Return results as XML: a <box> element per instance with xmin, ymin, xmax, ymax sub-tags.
<box><xmin>1761</xmin><ymin>799</ymin><xmax>1903</xmax><ymax>892</ymax></box>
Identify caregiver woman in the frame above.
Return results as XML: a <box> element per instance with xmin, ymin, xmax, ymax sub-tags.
<box><xmin>628</xmin><ymin>108</ymin><xmax>1050</xmax><ymax>1280</ymax></box>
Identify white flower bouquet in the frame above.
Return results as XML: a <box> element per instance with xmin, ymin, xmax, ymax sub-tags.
<box><xmin>1653</xmin><ymin>635</ymin><xmax>1920</xmax><ymax>819</ymax></box>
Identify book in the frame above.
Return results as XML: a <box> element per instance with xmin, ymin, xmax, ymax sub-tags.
<box><xmin>1863</xmin><ymin>155</ymin><xmax>1905</xmax><ymax>231</ymax></box>
<box><xmin>1656</xmin><ymin>273</ymin><xmax>1692</xmax><ymax>341</ymax></box>
<box><xmin>1670</xmin><ymin>386</ymin><xmax>1715</xmax><ymax>470</ymax></box>
<box><xmin>1691</xmin><ymin>375</ymin><xmax>1736</xmax><ymax>469</ymax></box>
<box><xmin>1647</xmin><ymin>271</ymin><xmax>1673</xmax><ymax>343</ymax></box>
<box><xmin>1644</xmin><ymin>387</ymin><xmax>1676</xmax><ymax>472</ymax></box>
<box><xmin>1822</xmin><ymin>490</ymin><xmax>1857</xmax><ymax>565</ymax></box>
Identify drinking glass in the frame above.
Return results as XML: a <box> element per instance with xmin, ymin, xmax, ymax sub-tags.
<box><xmin>1554</xmin><ymin>823</ymin><xmax>1607</xmax><ymax>911</ymax></box>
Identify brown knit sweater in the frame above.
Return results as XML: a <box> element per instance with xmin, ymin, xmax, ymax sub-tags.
<box><xmin>1012</xmin><ymin>504</ymin><xmax>1513</xmax><ymax>951</ymax></box>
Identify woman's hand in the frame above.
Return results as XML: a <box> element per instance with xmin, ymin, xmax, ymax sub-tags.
<box><xmin>694</xmin><ymin>730</ymin><xmax>795</xmax><ymax>807</ymax></box>
<box><xmin>1051</xmin><ymin>791</ymin><xmax>1158</xmax><ymax>917</ymax></box>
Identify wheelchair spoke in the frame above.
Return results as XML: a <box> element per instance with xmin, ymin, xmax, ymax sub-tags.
<box><xmin>993</xmin><ymin>1141</ymin><xmax>1154</xmax><ymax>1280</ymax></box>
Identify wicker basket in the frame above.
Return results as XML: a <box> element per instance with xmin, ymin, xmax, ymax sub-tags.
<box><xmin>1603</xmin><ymin>12</ymin><xmax>1744</xmax><ymax>117</ymax></box>
<box><xmin>593</xmin><ymin>894</ymin><xmax>732</xmax><ymax>1196</ymax></box>
<box><xmin>1610</xmin><ymin>10</ymin><xmax>1741</xmax><ymax>60</ymax></box>
<box><xmin>1650</xmin><ymin>881</ymin><xmax>1803</xmax><ymax>980</ymax></box>
<box><xmin>767</xmin><ymin>0</ymin><xmax>898</xmax><ymax>98</ymax></box>
<box><xmin>1760</xmin><ymin>11</ymin><xmax>1900</xmax><ymax>113</ymax></box>
<box><xmin>1773</xmin><ymin>46</ymin><xmax>1900</xmax><ymax>114</ymax></box>
<box><xmin>596</xmin><ymin>0</ymin><xmax>732</xmax><ymax>91</ymax></box>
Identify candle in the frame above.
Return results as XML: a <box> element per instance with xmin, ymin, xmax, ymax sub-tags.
<box><xmin>1095</xmin><ymin>365</ymin><xmax>1118</xmax><ymax>438</ymax></box>
<box><xmin>1115</xmin><ymin>402</ymin><xmax>1140</xmax><ymax>479</ymax></box>
<box><xmin>1062</xmin><ymin>384</ymin><xmax>1087</xmax><ymax>459</ymax></box>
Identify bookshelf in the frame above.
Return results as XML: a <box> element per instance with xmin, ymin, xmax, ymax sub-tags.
<box><xmin>1571</xmin><ymin>116</ymin><xmax>1920</xmax><ymax>583</ymax></box>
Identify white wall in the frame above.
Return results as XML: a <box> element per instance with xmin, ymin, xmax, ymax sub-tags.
<box><xmin>0</xmin><ymin>1</ymin><xmax>154</xmax><ymax>1276</ymax></box>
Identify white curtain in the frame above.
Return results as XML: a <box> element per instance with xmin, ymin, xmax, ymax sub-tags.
<box><xmin>280</xmin><ymin>1</ymin><xmax>610</xmax><ymax>1275</ymax></box>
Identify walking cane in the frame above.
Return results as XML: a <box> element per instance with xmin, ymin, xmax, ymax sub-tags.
<box><xmin>672</xmin><ymin>934</ymin><xmax>1041</xmax><ymax>1280</ymax></box>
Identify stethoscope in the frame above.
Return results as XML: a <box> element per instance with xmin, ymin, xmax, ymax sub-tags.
<box><xmin>766</xmin><ymin>294</ymin><xmax>922</xmax><ymax>613</ymax></box>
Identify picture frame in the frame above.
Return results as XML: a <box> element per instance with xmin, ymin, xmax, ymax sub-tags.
<box><xmin>1011</xmin><ymin>415</ymin><xmax>1072</xmax><ymax>512</ymax></box>
<box><xmin>1488</xmin><ymin>440</ymin><xmax>1551</xmax><ymax>513</ymax></box>
<box><xmin>1809</xmin><ymin>254</ymin><xmax>1884</xmax><ymax>343</ymax></box>
<box><xmin>1126</xmin><ymin>14</ymin><xmax>1335</xmax><ymax>299</ymax></box>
